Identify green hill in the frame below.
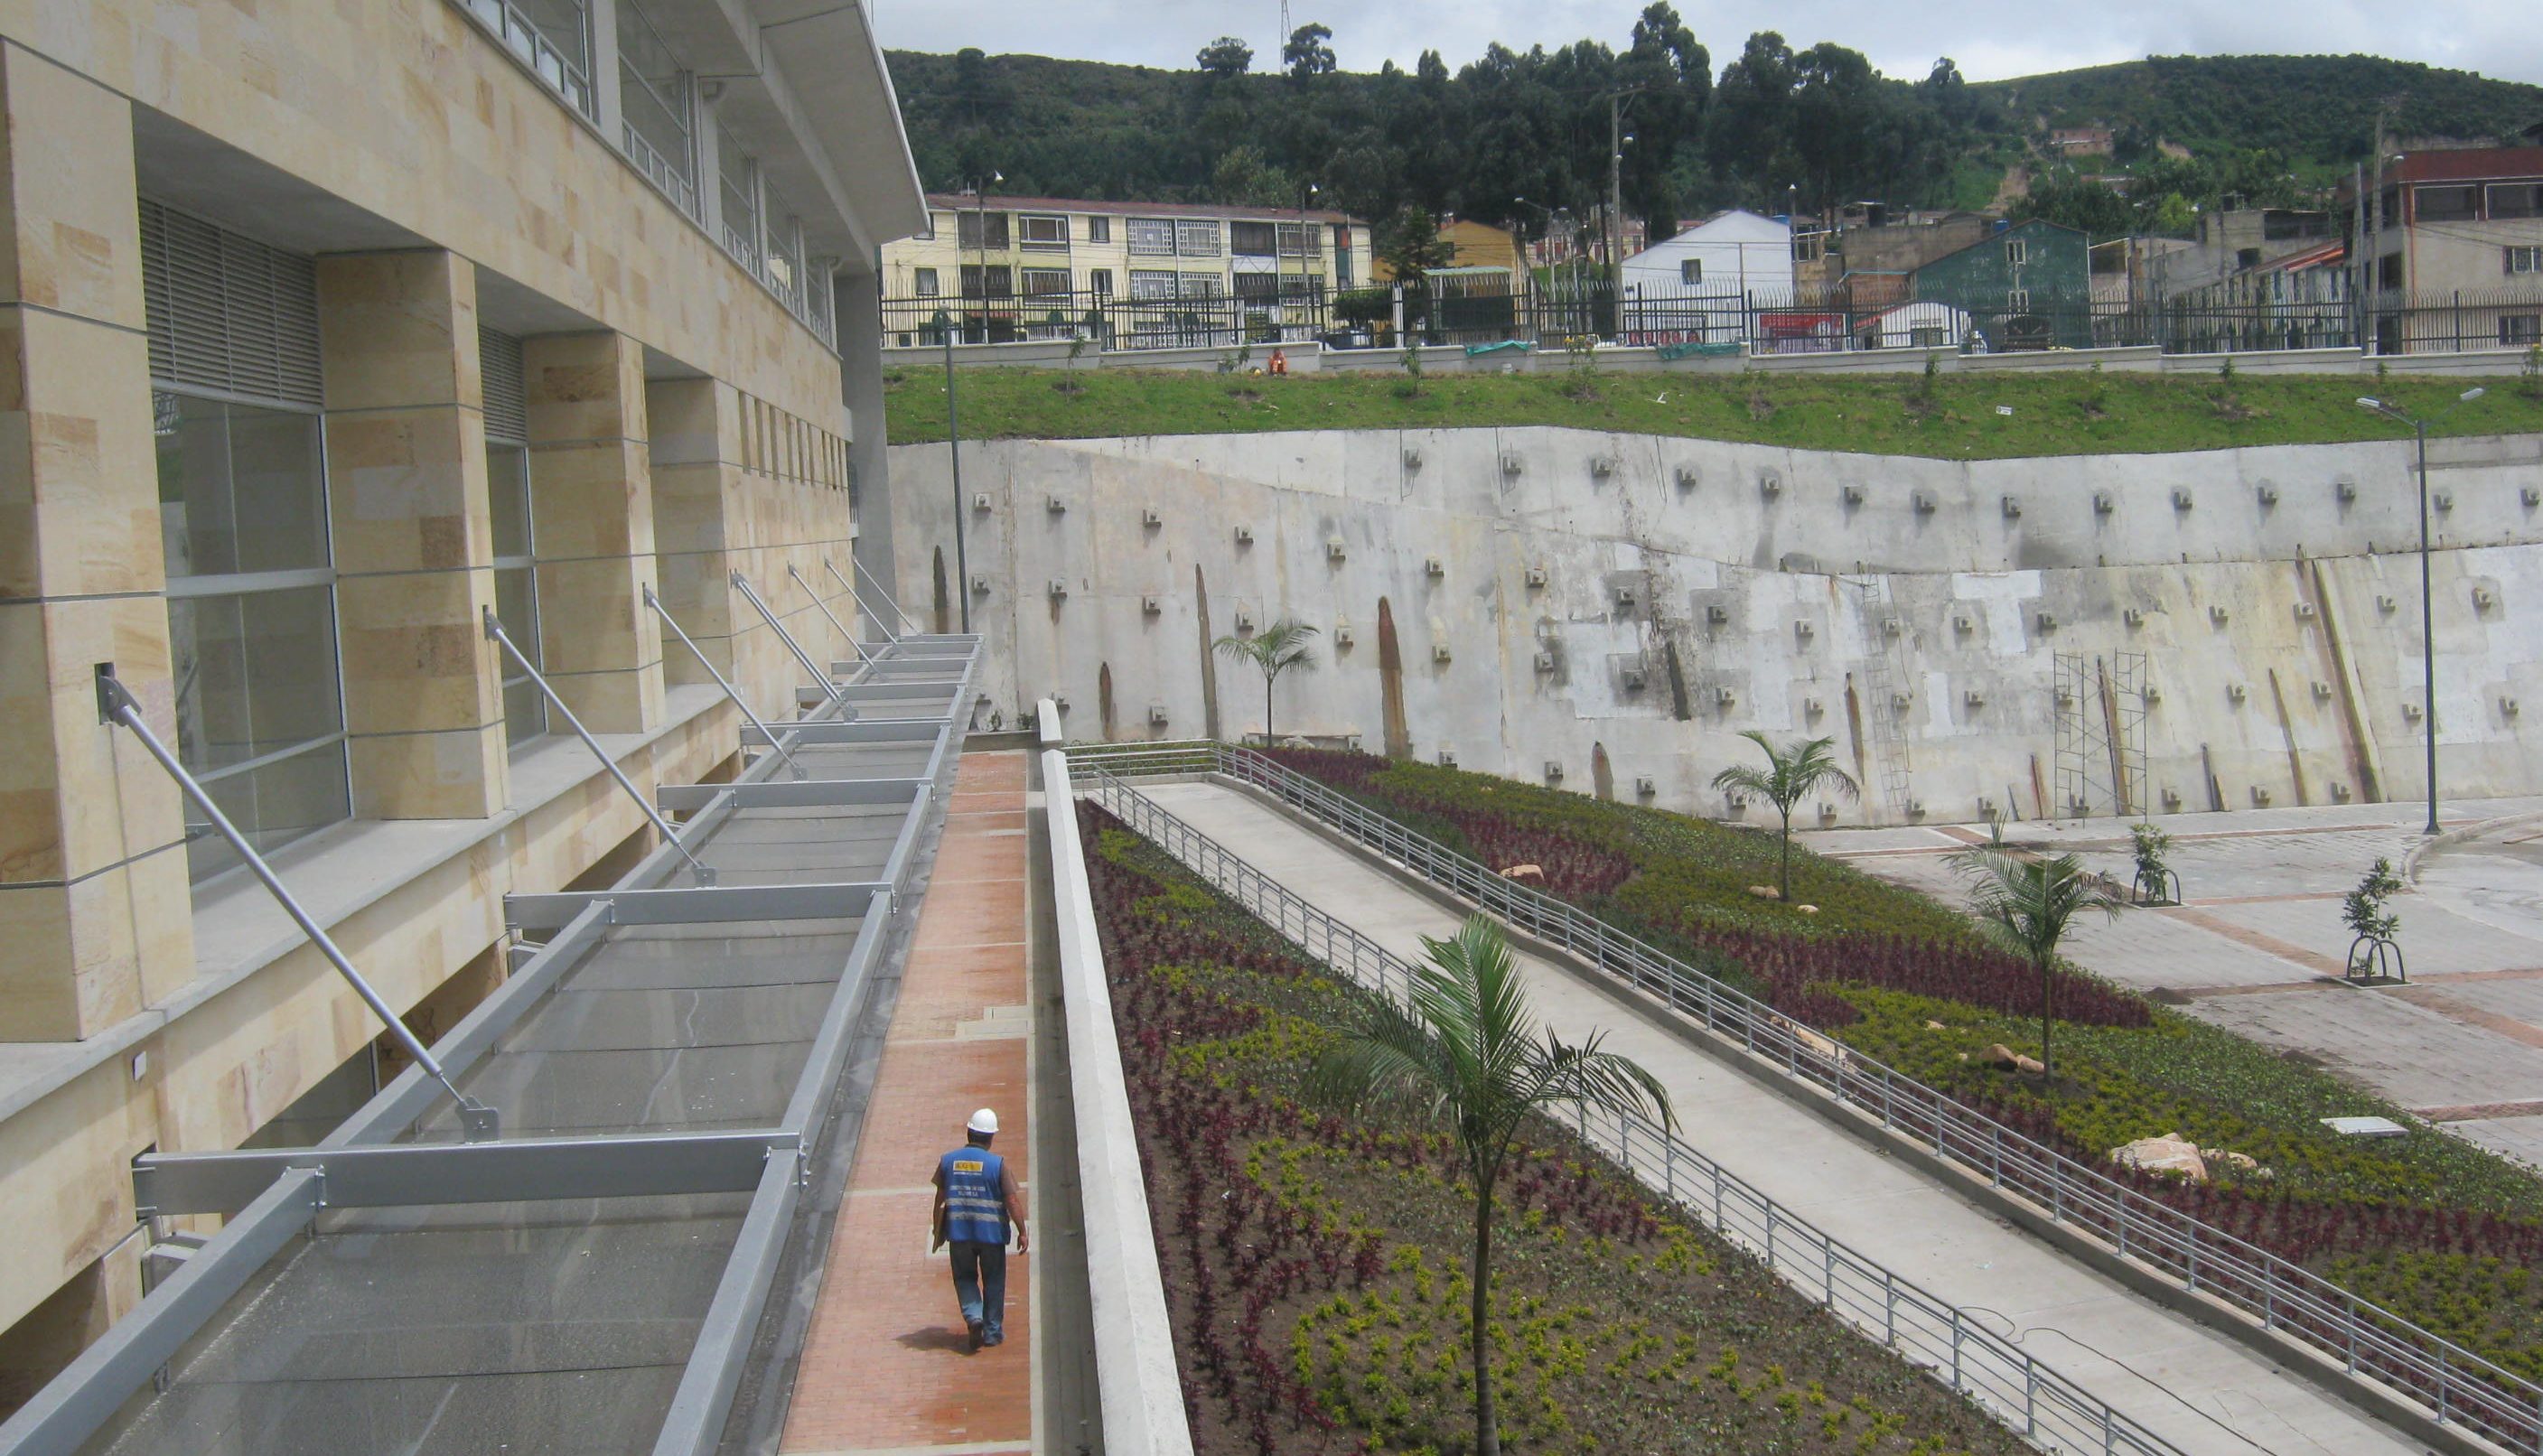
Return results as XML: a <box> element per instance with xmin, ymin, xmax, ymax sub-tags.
<box><xmin>1975</xmin><ymin>54</ymin><xmax>2543</xmax><ymax>171</ymax></box>
<box><xmin>887</xmin><ymin>40</ymin><xmax>2543</xmax><ymax>231</ymax></box>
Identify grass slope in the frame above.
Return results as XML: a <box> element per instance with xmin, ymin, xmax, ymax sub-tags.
<box><xmin>886</xmin><ymin>363</ymin><xmax>2543</xmax><ymax>459</ymax></box>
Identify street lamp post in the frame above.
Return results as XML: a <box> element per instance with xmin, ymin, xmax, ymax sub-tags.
<box><xmin>945</xmin><ymin>172</ymin><xmax>1001</xmax><ymax>634</ymax></box>
<box><xmin>2357</xmin><ymin>387</ymin><xmax>2487</xmax><ymax>835</ymax></box>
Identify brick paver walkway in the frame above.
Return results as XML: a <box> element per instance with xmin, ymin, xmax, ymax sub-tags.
<box><xmin>781</xmin><ymin>750</ymin><xmax>1036</xmax><ymax>1456</ymax></box>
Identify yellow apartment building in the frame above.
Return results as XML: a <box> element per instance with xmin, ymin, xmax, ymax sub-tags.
<box><xmin>879</xmin><ymin>193</ymin><xmax>1371</xmax><ymax>345</ymax></box>
<box><xmin>0</xmin><ymin>0</ymin><xmax>923</xmax><ymax>1415</ymax></box>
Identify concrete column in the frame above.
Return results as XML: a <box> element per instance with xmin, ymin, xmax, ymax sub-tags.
<box><xmin>318</xmin><ymin>249</ymin><xmax>509</xmax><ymax>820</ymax></box>
<box><xmin>838</xmin><ymin>267</ymin><xmax>898</xmax><ymax>608</ymax></box>
<box><xmin>0</xmin><ymin>46</ymin><xmax>192</xmax><ymax>1041</ymax></box>
<box><xmin>646</xmin><ymin>376</ymin><xmax>741</xmax><ymax>688</ymax></box>
<box><xmin>523</xmin><ymin>332</ymin><xmax>663</xmax><ymax>733</ymax></box>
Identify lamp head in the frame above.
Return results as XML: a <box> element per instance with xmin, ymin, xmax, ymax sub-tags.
<box><xmin>2460</xmin><ymin>387</ymin><xmax>2486</xmax><ymax>402</ymax></box>
<box><xmin>2356</xmin><ymin>397</ymin><xmax>2382</xmax><ymax>410</ymax></box>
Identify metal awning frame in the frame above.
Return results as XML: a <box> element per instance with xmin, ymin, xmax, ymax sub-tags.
<box><xmin>0</xmin><ymin>636</ymin><xmax>981</xmax><ymax>1456</ymax></box>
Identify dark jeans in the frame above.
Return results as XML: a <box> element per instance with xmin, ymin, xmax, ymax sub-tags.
<box><xmin>949</xmin><ymin>1238</ymin><xmax>1007</xmax><ymax>1339</ymax></box>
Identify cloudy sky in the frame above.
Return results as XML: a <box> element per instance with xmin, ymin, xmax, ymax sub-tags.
<box><xmin>873</xmin><ymin>0</ymin><xmax>2543</xmax><ymax>89</ymax></box>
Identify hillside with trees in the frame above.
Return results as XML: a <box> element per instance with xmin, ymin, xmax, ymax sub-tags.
<box><xmin>887</xmin><ymin>18</ymin><xmax>2543</xmax><ymax>247</ymax></box>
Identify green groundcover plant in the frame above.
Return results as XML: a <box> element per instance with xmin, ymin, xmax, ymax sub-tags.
<box><xmin>1085</xmin><ymin>804</ymin><xmax>2030</xmax><ymax>1455</ymax></box>
<box><xmin>1265</xmin><ymin>748</ymin><xmax>2543</xmax><ymax>1385</ymax></box>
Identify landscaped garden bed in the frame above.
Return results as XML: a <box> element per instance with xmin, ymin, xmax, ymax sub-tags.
<box><xmin>1262</xmin><ymin>748</ymin><xmax>2543</xmax><ymax>1385</ymax></box>
<box><xmin>1083</xmin><ymin>803</ymin><xmax>2033</xmax><ymax>1454</ymax></box>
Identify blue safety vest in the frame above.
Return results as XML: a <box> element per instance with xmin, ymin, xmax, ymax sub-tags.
<box><xmin>939</xmin><ymin>1145</ymin><xmax>1007</xmax><ymax>1244</ymax></box>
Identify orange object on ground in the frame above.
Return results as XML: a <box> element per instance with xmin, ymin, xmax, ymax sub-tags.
<box><xmin>1267</xmin><ymin>348</ymin><xmax>1288</xmax><ymax>375</ymax></box>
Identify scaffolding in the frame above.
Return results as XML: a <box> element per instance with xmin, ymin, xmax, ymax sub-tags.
<box><xmin>1850</xmin><ymin>580</ymin><xmax>1915</xmax><ymax>823</ymax></box>
<box><xmin>2053</xmin><ymin>650</ymin><xmax>2150</xmax><ymax>819</ymax></box>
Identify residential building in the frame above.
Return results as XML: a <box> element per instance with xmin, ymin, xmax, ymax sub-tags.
<box><xmin>2146</xmin><ymin>208</ymin><xmax>2340</xmax><ymax>299</ymax></box>
<box><xmin>2050</xmin><ymin>125</ymin><xmax>2115</xmax><ymax>158</ymax></box>
<box><xmin>0</xmin><ymin>0</ymin><xmax>921</xmax><ymax>1427</ymax></box>
<box><xmin>1373</xmin><ymin>213</ymin><xmax>1523</xmax><ymax>282</ymax></box>
<box><xmin>1803</xmin><ymin>212</ymin><xmax>1995</xmax><ymax>300</ymax></box>
<box><xmin>1622</xmin><ymin>210</ymin><xmax>1795</xmax><ymax>298</ymax></box>
<box><xmin>2165</xmin><ymin>238</ymin><xmax>2353</xmax><ymax>352</ymax></box>
<box><xmin>883</xmin><ymin>193</ymin><xmax>1369</xmax><ymax>345</ymax></box>
<box><xmin>1912</xmin><ymin>218</ymin><xmax>2096</xmax><ymax>348</ymax></box>
<box><xmin>2339</xmin><ymin>145</ymin><xmax>2543</xmax><ymax>352</ymax></box>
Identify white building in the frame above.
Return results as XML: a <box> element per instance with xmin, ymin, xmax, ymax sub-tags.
<box><xmin>1622</xmin><ymin>210</ymin><xmax>1796</xmax><ymax>297</ymax></box>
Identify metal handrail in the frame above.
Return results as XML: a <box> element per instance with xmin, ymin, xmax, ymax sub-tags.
<box><xmin>1074</xmin><ymin>741</ymin><xmax>2543</xmax><ymax>1453</ymax></box>
<box><xmin>1083</xmin><ymin>767</ymin><xmax>2179</xmax><ymax>1456</ymax></box>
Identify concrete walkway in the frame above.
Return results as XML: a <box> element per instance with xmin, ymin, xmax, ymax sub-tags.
<box><xmin>1140</xmin><ymin>779</ymin><xmax>2426</xmax><ymax>1456</ymax></box>
<box><xmin>782</xmin><ymin>751</ymin><xmax>1038</xmax><ymax>1456</ymax></box>
<box><xmin>1801</xmin><ymin>796</ymin><xmax>2543</xmax><ymax>1171</ymax></box>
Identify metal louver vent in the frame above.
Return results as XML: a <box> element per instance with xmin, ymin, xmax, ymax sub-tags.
<box><xmin>139</xmin><ymin>199</ymin><xmax>323</xmax><ymax>409</ymax></box>
<box><xmin>479</xmin><ymin>325</ymin><xmax>528</xmax><ymax>444</ymax></box>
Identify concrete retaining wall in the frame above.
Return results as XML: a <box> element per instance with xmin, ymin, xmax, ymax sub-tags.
<box><xmin>1039</xmin><ymin>721</ymin><xmax>1193</xmax><ymax>1456</ymax></box>
<box><xmin>894</xmin><ymin>427</ymin><xmax>2543</xmax><ymax>826</ymax></box>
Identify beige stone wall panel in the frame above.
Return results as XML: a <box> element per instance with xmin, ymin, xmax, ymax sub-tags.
<box><xmin>323</xmin><ymin>406</ymin><xmax>495</xmax><ymax>575</ymax></box>
<box><xmin>315</xmin><ymin>250</ymin><xmax>479</xmax><ymax>413</ymax></box>
<box><xmin>0</xmin><ymin>1055</ymin><xmax>153</xmax><ymax>1331</ymax></box>
<box><xmin>0</xmin><ymin>47</ymin><xmax>145</xmax><ymax>329</ymax></box>
<box><xmin>0</xmin><ymin>307</ymin><xmax>164</xmax><ymax>602</ymax></box>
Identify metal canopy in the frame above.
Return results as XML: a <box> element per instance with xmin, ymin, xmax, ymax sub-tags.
<box><xmin>3</xmin><ymin>628</ymin><xmax>981</xmax><ymax>1456</ymax></box>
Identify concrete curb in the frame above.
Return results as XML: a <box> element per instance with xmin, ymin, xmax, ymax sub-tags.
<box><xmin>1211</xmin><ymin>771</ymin><xmax>2506</xmax><ymax>1456</ymax></box>
<box><xmin>1042</xmin><ymin>718</ymin><xmax>1195</xmax><ymax>1456</ymax></box>
<box><xmin>2404</xmin><ymin>807</ymin><xmax>2543</xmax><ymax>883</ymax></box>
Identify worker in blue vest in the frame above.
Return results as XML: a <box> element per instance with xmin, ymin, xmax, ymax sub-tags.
<box><xmin>931</xmin><ymin>1106</ymin><xmax>1028</xmax><ymax>1351</ymax></box>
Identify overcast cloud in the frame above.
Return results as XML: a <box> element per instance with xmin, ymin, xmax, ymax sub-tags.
<box><xmin>873</xmin><ymin>0</ymin><xmax>2543</xmax><ymax>90</ymax></box>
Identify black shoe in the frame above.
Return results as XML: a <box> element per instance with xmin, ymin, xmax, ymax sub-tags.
<box><xmin>965</xmin><ymin>1321</ymin><xmax>984</xmax><ymax>1352</ymax></box>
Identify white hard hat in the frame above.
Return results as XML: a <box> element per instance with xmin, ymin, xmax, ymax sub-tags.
<box><xmin>967</xmin><ymin>1107</ymin><xmax>999</xmax><ymax>1135</ymax></box>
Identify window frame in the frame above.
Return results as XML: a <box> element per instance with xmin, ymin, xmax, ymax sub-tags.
<box><xmin>1020</xmin><ymin>267</ymin><xmax>1072</xmax><ymax>298</ymax></box>
<box><xmin>2004</xmin><ymin>238</ymin><xmax>2028</xmax><ymax>266</ymax></box>
<box><xmin>2504</xmin><ymin>313</ymin><xmax>2543</xmax><ymax>347</ymax></box>
<box><xmin>1679</xmin><ymin>258</ymin><xmax>1703</xmax><ymax>285</ymax></box>
<box><xmin>2414</xmin><ymin>184</ymin><xmax>2481</xmax><ymax>222</ymax></box>
<box><xmin>913</xmin><ymin>266</ymin><xmax>940</xmax><ymax>297</ymax></box>
<box><xmin>613</xmin><ymin>0</ymin><xmax>697</xmax><ymax>219</ymax></box>
<box><xmin>2507</xmin><ymin>246</ymin><xmax>2543</xmax><ymax>276</ymax></box>
<box><xmin>1127</xmin><ymin>218</ymin><xmax>1177</xmax><ymax>257</ymax></box>
<box><xmin>1174</xmin><ymin>219</ymin><xmax>1222</xmax><ymax>257</ymax></box>
<box><xmin>2005</xmin><ymin>287</ymin><xmax>2032</xmax><ymax>313</ymax></box>
<box><xmin>1018</xmin><ymin>214</ymin><xmax>1070</xmax><ymax>250</ymax></box>
<box><xmin>154</xmin><ymin>388</ymin><xmax>352</xmax><ymax>882</ymax></box>
<box><xmin>1086</xmin><ymin>215</ymin><xmax>1112</xmax><ymax>244</ymax></box>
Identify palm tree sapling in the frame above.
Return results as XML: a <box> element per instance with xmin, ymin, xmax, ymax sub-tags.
<box><xmin>1212</xmin><ymin>616</ymin><xmax>1317</xmax><ymax>745</ymax></box>
<box><xmin>1949</xmin><ymin>848</ymin><xmax>2126</xmax><ymax>1078</ymax></box>
<box><xmin>1310</xmin><ymin>917</ymin><xmax>1674</xmax><ymax>1456</ymax></box>
<box><xmin>1709</xmin><ymin>730</ymin><xmax>1859</xmax><ymax>900</ymax></box>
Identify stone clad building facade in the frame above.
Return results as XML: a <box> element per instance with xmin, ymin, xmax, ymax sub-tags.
<box><xmin>0</xmin><ymin>0</ymin><xmax>921</xmax><ymax>1408</ymax></box>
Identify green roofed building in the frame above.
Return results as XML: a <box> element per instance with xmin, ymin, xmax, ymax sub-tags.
<box><xmin>1912</xmin><ymin>218</ymin><xmax>2094</xmax><ymax>350</ymax></box>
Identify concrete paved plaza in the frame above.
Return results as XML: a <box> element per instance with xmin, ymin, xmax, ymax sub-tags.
<box><xmin>1142</xmin><ymin>779</ymin><xmax>2427</xmax><ymax>1456</ymax></box>
<box><xmin>1802</xmin><ymin>796</ymin><xmax>2543</xmax><ymax>1171</ymax></box>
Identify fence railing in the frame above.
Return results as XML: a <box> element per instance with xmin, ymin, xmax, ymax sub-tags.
<box><xmin>1072</xmin><ymin>740</ymin><xmax>2543</xmax><ymax>1456</ymax></box>
<box><xmin>881</xmin><ymin>276</ymin><xmax>2543</xmax><ymax>359</ymax></box>
<box><xmin>1085</xmin><ymin>765</ymin><xmax>2181</xmax><ymax>1456</ymax></box>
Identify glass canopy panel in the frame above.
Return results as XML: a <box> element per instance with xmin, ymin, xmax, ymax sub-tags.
<box><xmin>77</xmin><ymin>1193</ymin><xmax>749</xmax><ymax>1456</ymax></box>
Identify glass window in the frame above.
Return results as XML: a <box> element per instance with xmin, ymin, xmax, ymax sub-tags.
<box><xmin>1128</xmin><ymin>269</ymin><xmax>1177</xmax><ymax>300</ymax></box>
<box><xmin>2505</xmin><ymin>314</ymin><xmax>2543</xmax><ymax>346</ymax></box>
<box><xmin>1179</xmin><ymin>274</ymin><xmax>1222</xmax><ymax>299</ymax></box>
<box><xmin>1089</xmin><ymin>268</ymin><xmax>1113</xmax><ymax>296</ymax></box>
<box><xmin>616</xmin><ymin>0</ymin><xmax>695</xmax><ymax>214</ymax></box>
<box><xmin>2004</xmin><ymin>238</ymin><xmax>2028</xmax><ymax>266</ymax></box>
<box><xmin>1086</xmin><ymin>215</ymin><xmax>1112</xmax><ymax>244</ymax></box>
<box><xmin>717</xmin><ymin>124</ymin><xmax>760</xmax><ymax>269</ymax></box>
<box><xmin>1333</xmin><ymin>225</ymin><xmax>1352</xmax><ymax>285</ymax></box>
<box><xmin>1019</xmin><ymin>215</ymin><xmax>1069</xmax><ymax>249</ymax></box>
<box><xmin>1127</xmin><ymin>219</ymin><xmax>1177</xmax><ymax>257</ymax></box>
<box><xmin>2491</xmin><ymin>184</ymin><xmax>2543</xmax><ymax>220</ymax></box>
<box><xmin>2006</xmin><ymin>288</ymin><xmax>2031</xmax><ymax>312</ymax></box>
<box><xmin>1679</xmin><ymin>258</ymin><xmax>1703</xmax><ymax>285</ymax></box>
<box><xmin>1276</xmin><ymin>222</ymin><xmax>1311</xmax><ymax>257</ymax></box>
<box><xmin>1021</xmin><ymin>268</ymin><xmax>1071</xmax><ymax>297</ymax></box>
<box><xmin>1231</xmin><ymin>220</ymin><xmax>1276</xmax><ymax>257</ymax></box>
<box><xmin>154</xmin><ymin>407</ymin><xmax>352</xmax><ymax>878</ymax></box>
<box><xmin>2416</xmin><ymin>185</ymin><xmax>2480</xmax><ymax>221</ymax></box>
<box><xmin>485</xmin><ymin>443</ymin><xmax>544</xmax><ymax>745</ymax></box>
<box><xmin>467</xmin><ymin>0</ymin><xmax>594</xmax><ymax>115</ymax></box>
<box><xmin>1175</xmin><ymin>219</ymin><xmax>1221</xmax><ymax>257</ymax></box>
<box><xmin>766</xmin><ymin>201</ymin><xmax>805</xmax><ymax>303</ymax></box>
<box><xmin>2508</xmin><ymin>246</ymin><xmax>2543</xmax><ymax>275</ymax></box>
<box><xmin>955</xmin><ymin>210</ymin><xmax>1011</xmax><ymax>250</ymax></box>
<box><xmin>914</xmin><ymin>266</ymin><xmax>940</xmax><ymax>296</ymax></box>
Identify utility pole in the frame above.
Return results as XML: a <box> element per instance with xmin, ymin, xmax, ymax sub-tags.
<box><xmin>1607</xmin><ymin>91</ymin><xmax>1626</xmax><ymax>285</ymax></box>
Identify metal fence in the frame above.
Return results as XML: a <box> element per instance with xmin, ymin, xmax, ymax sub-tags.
<box><xmin>1071</xmin><ymin>740</ymin><xmax>2543</xmax><ymax>1455</ymax></box>
<box><xmin>1084</xmin><ymin>764</ymin><xmax>2180</xmax><ymax>1456</ymax></box>
<box><xmin>884</xmin><ymin>275</ymin><xmax>2543</xmax><ymax>359</ymax></box>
